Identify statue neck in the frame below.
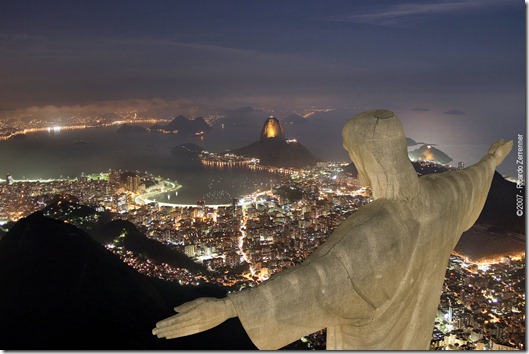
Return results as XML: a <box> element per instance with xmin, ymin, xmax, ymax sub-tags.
<box><xmin>369</xmin><ymin>165</ymin><xmax>419</xmax><ymax>201</ymax></box>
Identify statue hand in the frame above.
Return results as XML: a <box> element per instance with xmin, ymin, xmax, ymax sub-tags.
<box><xmin>486</xmin><ymin>139</ymin><xmax>513</xmax><ymax>166</ymax></box>
<box><xmin>152</xmin><ymin>297</ymin><xmax>237</xmax><ymax>339</ymax></box>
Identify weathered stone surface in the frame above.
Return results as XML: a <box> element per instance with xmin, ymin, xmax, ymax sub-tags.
<box><xmin>153</xmin><ymin>110</ymin><xmax>512</xmax><ymax>350</ymax></box>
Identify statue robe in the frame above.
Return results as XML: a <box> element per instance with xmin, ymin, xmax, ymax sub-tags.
<box><xmin>228</xmin><ymin>156</ymin><xmax>496</xmax><ymax>350</ymax></box>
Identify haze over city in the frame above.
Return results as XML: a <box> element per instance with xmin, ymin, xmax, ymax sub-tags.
<box><xmin>0</xmin><ymin>0</ymin><xmax>525</xmax><ymax>351</ymax></box>
<box><xmin>0</xmin><ymin>0</ymin><xmax>525</xmax><ymax>176</ymax></box>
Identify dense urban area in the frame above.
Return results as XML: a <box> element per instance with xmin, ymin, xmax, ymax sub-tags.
<box><xmin>0</xmin><ymin>152</ymin><xmax>524</xmax><ymax>350</ymax></box>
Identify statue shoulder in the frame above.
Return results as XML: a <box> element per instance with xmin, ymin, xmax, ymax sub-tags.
<box><xmin>313</xmin><ymin>199</ymin><xmax>420</xmax><ymax>310</ymax></box>
<box><xmin>331</xmin><ymin>199</ymin><xmax>416</xmax><ymax>241</ymax></box>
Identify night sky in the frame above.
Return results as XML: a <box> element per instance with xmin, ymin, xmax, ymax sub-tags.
<box><xmin>0</xmin><ymin>0</ymin><xmax>525</xmax><ymax>175</ymax></box>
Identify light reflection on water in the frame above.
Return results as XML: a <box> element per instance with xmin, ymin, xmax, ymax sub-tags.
<box><xmin>0</xmin><ymin>126</ymin><xmax>279</xmax><ymax>204</ymax></box>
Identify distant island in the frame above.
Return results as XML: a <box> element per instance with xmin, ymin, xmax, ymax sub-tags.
<box><xmin>151</xmin><ymin>115</ymin><xmax>211</xmax><ymax>135</ymax></box>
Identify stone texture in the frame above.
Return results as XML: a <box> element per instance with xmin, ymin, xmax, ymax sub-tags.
<box><xmin>154</xmin><ymin>110</ymin><xmax>512</xmax><ymax>350</ymax></box>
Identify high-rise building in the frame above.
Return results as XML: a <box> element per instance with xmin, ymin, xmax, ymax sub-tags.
<box><xmin>125</xmin><ymin>174</ymin><xmax>141</xmax><ymax>192</ymax></box>
<box><xmin>6</xmin><ymin>173</ymin><xmax>13</xmax><ymax>186</ymax></box>
<box><xmin>232</xmin><ymin>198</ymin><xmax>238</xmax><ymax>216</ymax></box>
<box><xmin>108</xmin><ymin>169</ymin><xmax>120</xmax><ymax>184</ymax></box>
<box><xmin>184</xmin><ymin>244</ymin><xmax>196</xmax><ymax>258</ymax></box>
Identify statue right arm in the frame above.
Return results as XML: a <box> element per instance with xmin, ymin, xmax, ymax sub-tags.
<box><xmin>153</xmin><ymin>297</ymin><xmax>237</xmax><ymax>340</ymax></box>
<box><xmin>152</xmin><ymin>252</ymin><xmax>373</xmax><ymax>350</ymax></box>
<box><xmin>227</xmin><ymin>252</ymin><xmax>375</xmax><ymax>350</ymax></box>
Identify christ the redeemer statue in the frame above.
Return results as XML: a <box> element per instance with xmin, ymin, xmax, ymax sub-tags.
<box><xmin>152</xmin><ymin>110</ymin><xmax>512</xmax><ymax>350</ymax></box>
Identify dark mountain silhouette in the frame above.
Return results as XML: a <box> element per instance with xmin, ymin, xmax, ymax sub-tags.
<box><xmin>41</xmin><ymin>194</ymin><xmax>95</xmax><ymax>218</ymax></box>
<box><xmin>116</xmin><ymin>123</ymin><xmax>147</xmax><ymax>133</ymax></box>
<box><xmin>39</xmin><ymin>196</ymin><xmax>206</xmax><ymax>274</ymax></box>
<box><xmin>90</xmin><ymin>219</ymin><xmax>208</xmax><ymax>274</ymax></box>
<box><xmin>151</xmin><ymin>115</ymin><xmax>211</xmax><ymax>134</ymax></box>
<box><xmin>230</xmin><ymin>137</ymin><xmax>320</xmax><ymax>168</ymax></box>
<box><xmin>454</xmin><ymin>223</ymin><xmax>525</xmax><ymax>261</ymax></box>
<box><xmin>477</xmin><ymin>171</ymin><xmax>525</xmax><ymax>234</ymax></box>
<box><xmin>40</xmin><ymin>194</ymin><xmax>112</xmax><ymax>229</ymax></box>
<box><xmin>0</xmin><ymin>212</ymin><xmax>255</xmax><ymax>349</ymax></box>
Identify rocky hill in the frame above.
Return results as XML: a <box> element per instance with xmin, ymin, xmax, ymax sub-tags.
<box><xmin>90</xmin><ymin>219</ymin><xmax>208</xmax><ymax>274</ymax></box>
<box><xmin>0</xmin><ymin>212</ymin><xmax>255</xmax><ymax>349</ymax></box>
<box><xmin>230</xmin><ymin>137</ymin><xmax>319</xmax><ymax>168</ymax></box>
<box><xmin>151</xmin><ymin>115</ymin><xmax>211</xmax><ymax>134</ymax></box>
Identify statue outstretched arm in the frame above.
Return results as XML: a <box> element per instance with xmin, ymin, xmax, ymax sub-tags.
<box><xmin>152</xmin><ymin>249</ymin><xmax>375</xmax><ymax>349</ymax></box>
<box><xmin>226</xmin><ymin>252</ymin><xmax>375</xmax><ymax>349</ymax></box>
<box><xmin>152</xmin><ymin>297</ymin><xmax>237</xmax><ymax>339</ymax></box>
<box><xmin>480</xmin><ymin>139</ymin><xmax>513</xmax><ymax>166</ymax></box>
<box><xmin>445</xmin><ymin>139</ymin><xmax>513</xmax><ymax>232</ymax></box>
<box><xmin>152</xmin><ymin>200</ymin><xmax>410</xmax><ymax>349</ymax></box>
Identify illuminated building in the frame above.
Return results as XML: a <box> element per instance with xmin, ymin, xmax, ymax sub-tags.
<box><xmin>126</xmin><ymin>174</ymin><xmax>140</xmax><ymax>192</ymax></box>
<box><xmin>458</xmin><ymin>162</ymin><xmax>465</xmax><ymax>170</ymax></box>
<box><xmin>6</xmin><ymin>174</ymin><xmax>13</xmax><ymax>186</ymax></box>
<box><xmin>260</xmin><ymin>116</ymin><xmax>285</xmax><ymax>140</ymax></box>
<box><xmin>184</xmin><ymin>244</ymin><xmax>196</xmax><ymax>257</ymax></box>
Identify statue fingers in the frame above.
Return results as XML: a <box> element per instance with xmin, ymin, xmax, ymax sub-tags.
<box><xmin>488</xmin><ymin>139</ymin><xmax>504</xmax><ymax>154</ymax></box>
<box><xmin>154</xmin><ymin>307</ymin><xmax>213</xmax><ymax>333</ymax></box>
<box><xmin>495</xmin><ymin>139</ymin><xmax>513</xmax><ymax>154</ymax></box>
<box><xmin>153</xmin><ymin>313</ymin><xmax>227</xmax><ymax>338</ymax></box>
<box><xmin>153</xmin><ymin>318</ymin><xmax>204</xmax><ymax>338</ymax></box>
<box><xmin>154</xmin><ymin>313</ymin><xmax>181</xmax><ymax>329</ymax></box>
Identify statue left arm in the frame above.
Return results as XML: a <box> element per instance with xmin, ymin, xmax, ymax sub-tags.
<box><xmin>449</xmin><ymin>139</ymin><xmax>513</xmax><ymax>232</ymax></box>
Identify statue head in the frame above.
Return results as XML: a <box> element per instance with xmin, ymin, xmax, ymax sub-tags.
<box><xmin>342</xmin><ymin>110</ymin><xmax>418</xmax><ymax>201</ymax></box>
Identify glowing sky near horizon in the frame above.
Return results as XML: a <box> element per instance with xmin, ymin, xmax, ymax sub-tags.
<box><xmin>0</xmin><ymin>0</ymin><xmax>524</xmax><ymax>176</ymax></box>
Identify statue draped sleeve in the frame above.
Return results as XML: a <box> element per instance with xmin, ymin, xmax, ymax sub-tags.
<box><xmin>227</xmin><ymin>152</ymin><xmax>499</xmax><ymax>350</ymax></box>
<box><xmin>227</xmin><ymin>199</ymin><xmax>415</xmax><ymax>350</ymax></box>
<box><xmin>227</xmin><ymin>249</ymin><xmax>376</xmax><ymax>350</ymax></box>
<box><xmin>421</xmin><ymin>153</ymin><xmax>497</xmax><ymax>237</ymax></box>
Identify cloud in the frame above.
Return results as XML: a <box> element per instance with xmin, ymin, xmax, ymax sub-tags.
<box><xmin>335</xmin><ymin>0</ymin><xmax>517</xmax><ymax>26</ymax></box>
<box><xmin>444</xmin><ymin>109</ymin><xmax>466</xmax><ymax>115</ymax></box>
<box><xmin>4</xmin><ymin>98</ymin><xmax>205</xmax><ymax>120</ymax></box>
<box><xmin>0</xmin><ymin>33</ymin><xmax>48</xmax><ymax>51</ymax></box>
<box><xmin>412</xmin><ymin>107</ymin><xmax>430</xmax><ymax>112</ymax></box>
